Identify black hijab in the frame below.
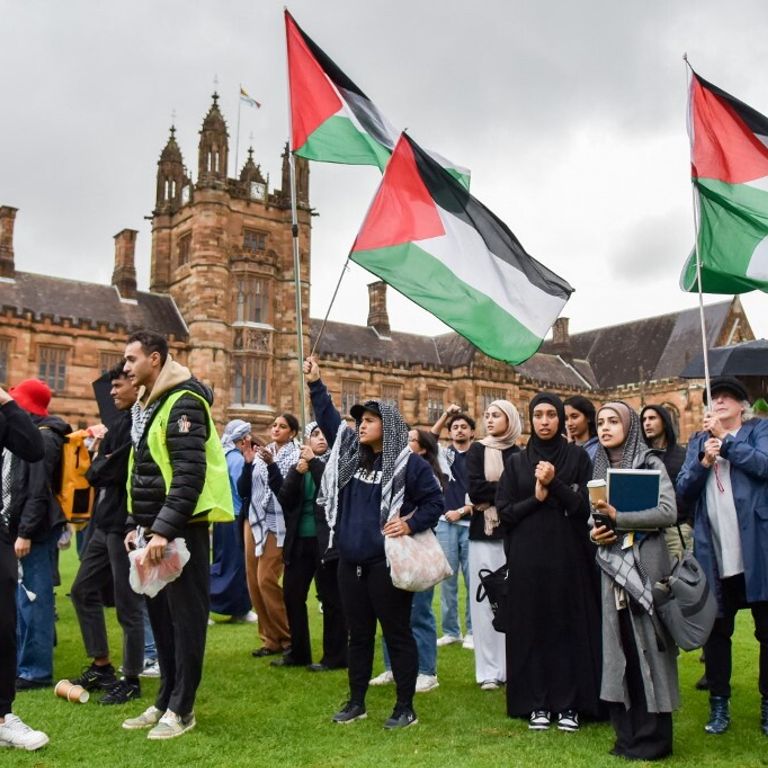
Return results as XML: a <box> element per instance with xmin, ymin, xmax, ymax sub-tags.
<box><xmin>526</xmin><ymin>392</ymin><xmax>569</xmax><ymax>467</ymax></box>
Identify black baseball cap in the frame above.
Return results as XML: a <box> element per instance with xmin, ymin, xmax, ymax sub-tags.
<box><xmin>704</xmin><ymin>376</ymin><xmax>749</xmax><ymax>404</ymax></box>
<box><xmin>350</xmin><ymin>400</ymin><xmax>382</xmax><ymax>421</ymax></box>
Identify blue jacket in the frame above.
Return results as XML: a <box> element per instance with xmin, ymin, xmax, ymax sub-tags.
<box><xmin>677</xmin><ymin>418</ymin><xmax>768</xmax><ymax>610</ymax></box>
<box><xmin>309</xmin><ymin>379</ymin><xmax>443</xmax><ymax>564</ymax></box>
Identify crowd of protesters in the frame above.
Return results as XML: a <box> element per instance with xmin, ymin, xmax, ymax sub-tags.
<box><xmin>0</xmin><ymin>337</ymin><xmax>766</xmax><ymax>760</ymax></box>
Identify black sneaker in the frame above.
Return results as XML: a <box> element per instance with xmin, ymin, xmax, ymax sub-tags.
<box><xmin>98</xmin><ymin>678</ymin><xmax>140</xmax><ymax>705</ymax></box>
<box><xmin>331</xmin><ymin>701</ymin><xmax>367</xmax><ymax>724</ymax></box>
<box><xmin>383</xmin><ymin>705</ymin><xmax>418</xmax><ymax>730</ymax></box>
<box><xmin>69</xmin><ymin>663</ymin><xmax>118</xmax><ymax>691</ymax></box>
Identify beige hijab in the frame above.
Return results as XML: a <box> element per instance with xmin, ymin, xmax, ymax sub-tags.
<box><xmin>480</xmin><ymin>399</ymin><xmax>522</xmax><ymax>481</ymax></box>
<box><xmin>478</xmin><ymin>399</ymin><xmax>521</xmax><ymax>534</ymax></box>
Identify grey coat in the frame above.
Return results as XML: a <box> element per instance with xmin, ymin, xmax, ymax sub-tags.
<box><xmin>598</xmin><ymin>449</ymin><xmax>680</xmax><ymax>713</ymax></box>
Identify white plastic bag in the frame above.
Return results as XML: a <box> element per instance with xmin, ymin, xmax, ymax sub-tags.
<box><xmin>129</xmin><ymin>537</ymin><xmax>190</xmax><ymax>598</ymax></box>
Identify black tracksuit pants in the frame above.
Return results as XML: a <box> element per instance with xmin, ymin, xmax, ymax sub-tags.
<box><xmin>71</xmin><ymin>527</ymin><xmax>144</xmax><ymax>677</ymax></box>
<box><xmin>0</xmin><ymin>527</ymin><xmax>16</xmax><ymax>715</ymax></box>
<box><xmin>146</xmin><ymin>524</ymin><xmax>209</xmax><ymax>716</ymax></box>
<box><xmin>338</xmin><ymin>558</ymin><xmax>416</xmax><ymax>709</ymax></box>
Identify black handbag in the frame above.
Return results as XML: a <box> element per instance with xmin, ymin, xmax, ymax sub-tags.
<box><xmin>652</xmin><ymin>527</ymin><xmax>717</xmax><ymax>651</ymax></box>
<box><xmin>476</xmin><ymin>563</ymin><xmax>508</xmax><ymax>633</ymax></box>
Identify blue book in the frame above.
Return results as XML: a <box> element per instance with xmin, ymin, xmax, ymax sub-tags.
<box><xmin>607</xmin><ymin>469</ymin><xmax>661</xmax><ymax>513</ymax></box>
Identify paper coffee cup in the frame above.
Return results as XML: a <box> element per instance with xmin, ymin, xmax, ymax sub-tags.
<box><xmin>587</xmin><ymin>479</ymin><xmax>607</xmax><ymax>506</ymax></box>
<box><xmin>54</xmin><ymin>679</ymin><xmax>89</xmax><ymax>703</ymax></box>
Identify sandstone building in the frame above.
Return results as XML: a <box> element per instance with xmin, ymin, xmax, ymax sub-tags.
<box><xmin>0</xmin><ymin>94</ymin><xmax>756</xmax><ymax>440</ymax></box>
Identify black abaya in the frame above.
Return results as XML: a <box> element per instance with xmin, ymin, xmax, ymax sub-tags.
<box><xmin>497</xmin><ymin>439</ymin><xmax>602</xmax><ymax>719</ymax></box>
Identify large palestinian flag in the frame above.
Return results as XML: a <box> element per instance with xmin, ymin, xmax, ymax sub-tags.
<box><xmin>681</xmin><ymin>71</ymin><xmax>768</xmax><ymax>293</ymax></box>
<box><xmin>350</xmin><ymin>133</ymin><xmax>574</xmax><ymax>365</ymax></box>
<box><xmin>285</xmin><ymin>10</ymin><xmax>469</xmax><ymax>186</ymax></box>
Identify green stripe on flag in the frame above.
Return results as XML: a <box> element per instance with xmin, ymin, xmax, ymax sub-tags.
<box><xmin>351</xmin><ymin>242</ymin><xmax>544</xmax><ymax>364</ymax></box>
<box><xmin>295</xmin><ymin>115</ymin><xmax>391</xmax><ymax>170</ymax></box>
<box><xmin>682</xmin><ymin>177</ymin><xmax>768</xmax><ymax>292</ymax></box>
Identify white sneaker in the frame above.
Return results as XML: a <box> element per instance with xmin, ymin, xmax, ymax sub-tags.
<box><xmin>436</xmin><ymin>634</ymin><xmax>462</xmax><ymax>647</ymax></box>
<box><xmin>0</xmin><ymin>714</ymin><xmax>49</xmax><ymax>751</ymax></box>
<box><xmin>415</xmin><ymin>674</ymin><xmax>439</xmax><ymax>693</ymax></box>
<box><xmin>369</xmin><ymin>670</ymin><xmax>394</xmax><ymax>686</ymax></box>
<box><xmin>244</xmin><ymin>610</ymin><xmax>258</xmax><ymax>623</ymax></box>
<box><xmin>147</xmin><ymin>710</ymin><xmax>196</xmax><ymax>740</ymax></box>
<box><xmin>480</xmin><ymin>680</ymin><xmax>500</xmax><ymax>691</ymax></box>
<box><xmin>140</xmin><ymin>659</ymin><xmax>161</xmax><ymax>679</ymax></box>
<box><xmin>229</xmin><ymin>610</ymin><xmax>258</xmax><ymax>623</ymax></box>
<box><xmin>122</xmin><ymin>705</ymin><xmax>163</xmax><ymax>730</ymax></box>
<box><xmin>462</xmin><ymin>634</ymin><xmax>474</xmax><ymax>650</ymax></box>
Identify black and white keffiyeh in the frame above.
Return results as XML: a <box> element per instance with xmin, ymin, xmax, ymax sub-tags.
<box><xmin>592</xmin><ymin>401</ymin><xmax>655</xmax><ymax>614</ymax></box>
<box><xmin>319</xmin><ymin>401</ymin><xmax>410</xmax><ymax>541</ymax></box>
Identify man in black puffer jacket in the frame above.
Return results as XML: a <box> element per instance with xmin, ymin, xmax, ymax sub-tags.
<box><xmin>121</xmin><ymin>331</ymin><xmax>232</xmax><ymax>741</ymax></box>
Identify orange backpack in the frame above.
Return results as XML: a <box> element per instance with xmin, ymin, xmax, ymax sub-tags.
<box><xmin>56</xmin><ymin>430</ymin><xmax>95</xmax><ymax>528</ymax></box>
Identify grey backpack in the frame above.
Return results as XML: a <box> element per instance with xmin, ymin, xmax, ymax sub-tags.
<box><xmin>652</xmin><ymin>530</ymin><xmax>717</xmax><ymax>651</ymax></box>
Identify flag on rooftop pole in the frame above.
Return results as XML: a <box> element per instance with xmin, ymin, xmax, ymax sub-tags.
<box><xmin>680</xmin><ymin>69</ymin><xmax>768</xmax><ymax>293</ymax></box>
<box><xmin>349</xmin><ymin>133</ymin><xmax>574</xmax><ymax>365</ymax></box>
<box><xmin>240</xmin><ymin>86</ymin><xmax>261</xmax><ymax>109</ymax></box>
<box><xmin>284</xmin><ymin>9</ymin><xmax>470</xmax><ymax>187</ymax></box>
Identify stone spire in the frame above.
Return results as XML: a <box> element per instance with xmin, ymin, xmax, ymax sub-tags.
<box><xmin>197</xmin><ymin>92</ymin><xmax>229</xmax><ymax>187</ymax></box>
<box><xmin>155</xmin><ymin>126</ymin><xmax>186</xmax><ymax>213</ymax></box>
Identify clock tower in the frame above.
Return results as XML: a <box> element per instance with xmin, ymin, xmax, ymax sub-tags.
<box><xmin>149</xmin><ymin>94</ymin><xmax>312</xmax><ymax>426</ymax></box>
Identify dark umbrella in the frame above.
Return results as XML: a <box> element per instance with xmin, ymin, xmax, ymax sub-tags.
<box><xmin>92</xmin><ymin>372</ymin><xmax>120</xmax><ymax>426</ymax></box>
<box><xmin>680</xmin><ymin>339</ymin><xmax>768</xmax><ymax>378</ymax></box>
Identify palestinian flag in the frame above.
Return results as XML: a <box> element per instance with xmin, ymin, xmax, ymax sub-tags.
<box><xmin>285</xmin><ymin>10</ymin><xmax>469</xmax><ymax>186</ymax></box>
<box><xmin>681</xmin><ymin>71</ymin><xmax>768</xmax><ymax>293</ymax></box>
<box><xmin>350</xmin><ymin>133</ymin><xmax>574</xmax><ymax>365</ymax></box>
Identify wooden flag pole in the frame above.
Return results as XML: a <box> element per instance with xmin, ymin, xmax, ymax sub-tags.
<box><xmin>684</xmin><ymin>53</ymin><xmax>713</xmax><ymax>407</ymax></box>
<box><xmin>285</xmin><ymin>15</ymin><xmax>307</xmax><ymax>432</ymax></box>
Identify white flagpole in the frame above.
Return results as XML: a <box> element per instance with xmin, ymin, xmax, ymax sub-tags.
<box><xmin>684</xmin><ymin>54</ymin><xmax>713</xmax><ymax>407</ymax></box>
<box><xmin>284</xmin><ymin>12</ymin><xmax>307</xmax><ymax>431</ymax></box>
<box><xmin>235</xmin><ymin>84</ymin><xmax>243</xmax><ymax>177</ymax></box>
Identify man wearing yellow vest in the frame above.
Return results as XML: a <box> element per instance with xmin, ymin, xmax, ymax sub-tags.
<box><xmin>120</xmin><ymin>331</ymin><xmax>232</xmax><ymax>740</ymax></box>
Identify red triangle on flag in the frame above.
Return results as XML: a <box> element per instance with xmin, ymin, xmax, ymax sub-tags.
<box><xmin>352</xmin><ymin>135</ymin><xmax>445</xmax><ymax>252</ymax></box>
<box><xmin>286</xmin><ymin>11</ymin><xmax>342</xmax><ymax>151</ymax></box>
<box><xmin>691</xmin><ymin>76</ymin><xmax>768</xmax><ymax>184</ymax></box>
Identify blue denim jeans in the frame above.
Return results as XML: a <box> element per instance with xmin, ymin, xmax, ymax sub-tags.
<box><xmin>143</xmin><ymin>600</ymin><xmax>157</xmax><ymax>662</ymax></box>
<box><xmin>436</xmin><ymin>520</ymin><xmax>472</xmax><ymax>638</ymax></box>
<box><xmin>383</xmin><ymin>586</ymin><xmax>437</xmax><ymax>676</ymax></box>
<box><xmin>16</xmin><ymin>530</ymin><xmax>58</xmax><ymax>682</ymax></box>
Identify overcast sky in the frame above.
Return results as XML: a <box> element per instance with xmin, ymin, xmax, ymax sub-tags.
<box><xmin>1</xmin><ymin>0</ymin><xmax>766</xmax><ymax>346</ymax></box>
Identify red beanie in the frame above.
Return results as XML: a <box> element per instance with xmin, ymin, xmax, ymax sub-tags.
<box><xmin>9</xmin><ymin>379</ymin><xmax>51</xmax><ymax>416</ymax></box>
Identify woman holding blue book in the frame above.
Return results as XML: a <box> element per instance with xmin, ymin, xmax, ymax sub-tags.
<box><xmin>590</xmin><ymin>401</ymin><xmax>678</xmax><ymax>761</ymax></box>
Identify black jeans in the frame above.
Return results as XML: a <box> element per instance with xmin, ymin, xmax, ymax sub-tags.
<box><xmin>337</xmin><ymin>558</ymin><xmax>416</xmax><ymax>709</ymax></box>
<box><xmin>146</xmin><ymin>524</ymin><xmax>209</xmax><ymax>716</ymax></box>
<box><xmin>71</xmin><ymin>528</ymin><xmax>144</xmax><ymax>677</ymax></box>
<box><xmin>283</xmin><ymin>539</ymin><xmax>348</xmax><ymax>667</ymax></box>
<box><xmin>705</xmin><ymin>573</ymin><xmax>768</xmax><ymax>698</ymax></box>
<box><xmin>315</xmin><ymin>558</ymin><xmax>347</xmax><ymax>669</ymax></box>
<box><xmin>0</xmin><ymin>527</ymin><xmax>16</xmax><ymax>715</ymax></box>
<box><xmin>283</xmin><ymin>538</ymin><xmax>319</xmax><ymax>664</ymax></box>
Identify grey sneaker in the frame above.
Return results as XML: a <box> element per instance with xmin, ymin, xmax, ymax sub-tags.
<box><xmin>0</xmin><ymin>714</ymin><xmax>49</xmax><ymax>751</ymax></box>
<box><xmin>383</xmin><ymin>705</ymin><xmax>418</xmax><ymax>730</ymax></box>
<box><xmin>122</xmin><ymin>705</ymin><xmax>163</xmax><ymax>730</ymax></box>
<box><xmin>147</xmin><ymin>710</ymin><xmax>196</xmax><ymax>740</ymax></box>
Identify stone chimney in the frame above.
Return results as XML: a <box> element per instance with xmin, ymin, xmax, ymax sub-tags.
<box><xmin>112</xmin><ymin>228</ymin><xmax>138</xmax><ymax>300</ymax></box>
<box><xmin>367</xmin><ymin>280</ymin><xmax>390</xmax><ymax>338</ymax></box>
<box><xmin>0</xmin><ymin>206</ymin><xmax>18</xmax><ymax>279</ymax></box>
<box><xmin>551</xmin><ymin>316</ymin><xmax>571</xmax><ymax>356</ymax></box>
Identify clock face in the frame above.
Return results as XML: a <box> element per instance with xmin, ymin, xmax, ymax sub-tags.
<box><xmin>250</xmin><ymin>181</ymin><xmax>266</xmax><ymax>200</ymax></box>
<box><xmin>181</xmin><ymin>185</ymin><xmax>191</xmax><ymax>204</ymax></box>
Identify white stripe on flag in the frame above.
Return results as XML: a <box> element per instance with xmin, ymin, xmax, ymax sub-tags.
<box><xmin>414</xmin><ymin>208</ymin><xmax>566</xmax><ymax>338</ymax></box>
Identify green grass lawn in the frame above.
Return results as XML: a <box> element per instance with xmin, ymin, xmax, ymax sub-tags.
<box><xmin>11</xmin><ymin>546</ymin><xmax>768</xmax><ymax>767</ymax></box>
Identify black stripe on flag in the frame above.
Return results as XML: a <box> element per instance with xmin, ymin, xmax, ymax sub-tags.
<box><xmin>291</xmin><ymin>14</ymin><xmax>367</xmax><ymax>98</ymax></box>
<box><xmin>405</xmin><ymin>134</ymin><xmax>573</xmax><ymax>301</ymax></box>
<box><xmin>695</xmin><ymin>73</ymin><xmax>768</xmax><ymax>140</ymax></box>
